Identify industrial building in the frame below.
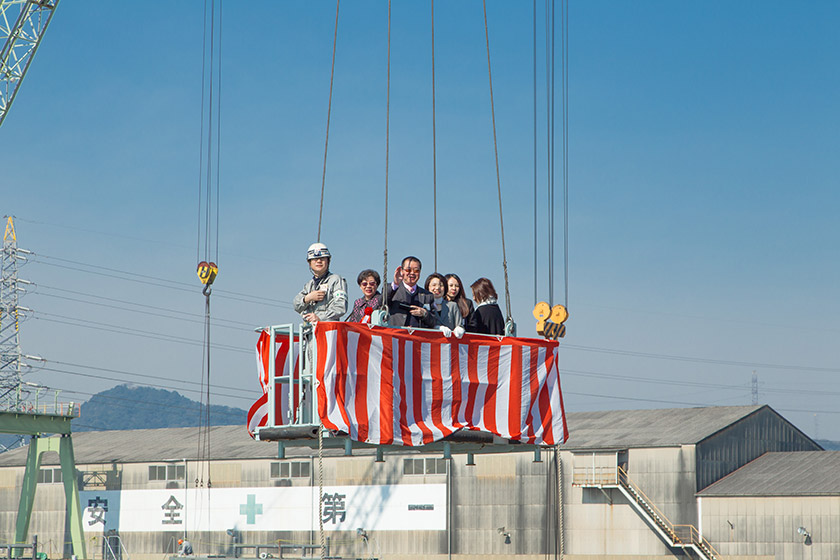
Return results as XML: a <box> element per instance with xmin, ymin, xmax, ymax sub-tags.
<box><xmin>0</xmin><ymin>404</ymin><xmax>835</xmax><ymax>560</ymax></box>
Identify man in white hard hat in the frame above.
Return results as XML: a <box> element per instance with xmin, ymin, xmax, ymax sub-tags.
<box><xmin>293</xmin><ymin>243</ymin><xmax>348</xmax><ymax>323</ymax></box>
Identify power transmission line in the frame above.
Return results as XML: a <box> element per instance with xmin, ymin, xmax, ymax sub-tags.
<box><xmin>38</xmin><ymin>366</ymin><xmax>255</xmax><ymax>404</ymax></box>
<box><xmin>33</xmin><ymin>314</ymin><xmax>252</xmax><ymax>355</ymax></box>
<box><xmin>30</xmin><ymin>254</ymin><xmax>292</xmax><ymax>308</ymax></box>
<box><xmin>561</xmin><ymin>344</ymin><xmax>840</xmax><ymax>373</ymax></box>
<box><xmin>15</xmin><ymin>216</ymin><xmax>296</xmax><ymax>268</ymax></box>
<box><xmin>46</xmin><ymin>359</ymin><xmax>257</xmax><ymax>397</ymax></box>
<box><xmin>37</xmin><ymin>283</ymin><xmax>259</xmax><ymax>324</ymax></box>
<box><xmin>34</xmin><ymin>290</ymin><xmax>254</xmax><ymax>331</ymax></box>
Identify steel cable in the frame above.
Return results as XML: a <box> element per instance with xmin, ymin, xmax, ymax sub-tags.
<box><xmin>381</xmin><ymin>0</ymin><xmax>391</xmax><ymax>304</ymax></box>
<box><xmin>317</xmin><ymin>0</ymin><xmax>341</xmax><ymax>242</ymax></box>
<box><xmin>563</xmin><ymin>0</ymin><xmax>569</xmax><ymax>308</ymax></box>
<box><xmin>431</xmin><ymin>0</ymin><xmax>438</xmax><ymax>271</ymax></box>
<box><xmin>195</xmin><ymin>0</ymin><xmax>208</xmax><ymax>266</ymax></box>
<box><xmin>533</xmin><ymin>0</ymin><xmax>538</xmax><ymax>307</ymax></box>
<box><xmin>481</xmin><ymin>0</ymin><xmax>512</xmax><ymax>320</ymax></box>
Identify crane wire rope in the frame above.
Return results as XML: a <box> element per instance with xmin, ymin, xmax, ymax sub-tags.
<box><xmin>481</xmin><ymin>0</ymin><xmax>512</xmax><ymax>321</ymax></box>
<box><xmin>201</xmin><ymin>0</ymin><xmax>221</xmax><ymax>269</ymax></box>
<box><xmin>381</xmin><ymin>0</ymin><xmax>392</xmax><ymax>305</ymax></box>
<box><xmin>215</xmin><ymin>6</ymin><xmax>223</xmax><ymax>263</ymax></box>
<box><xmin>431</xmin><ymin>0</ymin><xmax>438</xmax><ymax>272</ymax></box>
<box><xmin>316</xmin><ymin>6</ymin><xmax>341</xmax><ymax>555</ymax></box>
<box><xmin>317</xmin><ymin>0</ymin><xmax>341</xmax><ymax>242</ymax></box>
<box><xmin>557</xmin><ymin>3</ymin><xmax>569</xmax><ymax>557</ymax></box>
<box><xmin>562</xmin><ymin>0</ymin><xmax>569</xmax><ymax>309</ymax></box>
<box><xmin>318</xmin><ymin>421</ymin><xmax>326</xmax><ymax>559</ymax></box>
<box><xmin>533</xmin><ymin>0</ymin><xmax>538</xmax><ymax>307</ymax></box>
<box><xmin>548</xmin><ymin>0</ymin><xmax>555</xmax><ymax>306</ymax></box>
<box><xmin>195</xmin><ymin>0</ymin><xmax>212</xmax><ymax>492</ymax></box>
<box><xmin>195</xmin><ymin>0</ymin><xmax>209</xmax><ymax>266</ymax></box>
<box><xmin>194</xmin><ymin>0</ymin><xmax>223</xmax><ymax>517</ymax></box>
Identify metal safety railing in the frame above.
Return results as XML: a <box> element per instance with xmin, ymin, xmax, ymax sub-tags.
<box><xmin>616</xmin><ymin>467</ymin><xmax>681</xmax><ymax>544</ymax></box>
<box><xmin>572</xmin><ymin>464</ymin><xmax>721</xmax><ymax>560</ymax></box>
<box><xmin>618</xmin><ymin>467</ymin><xmax>721</xmax><ymax>560</ymax></box>
<box><xmin>673</xmin><ymin>524</ymin><xmax>721</xmax><ymax>560</ymax></box>
<box><xmin>102</xmin><ymin>533</ymin><xmax>129</xmax><ymax>560</ymax></box>
<box><xmin>1</xmin><ymin>400</ymin><xmax>80</xmax><ymax>417</ymax></box>
<box><xmin>268</xmin><ymin>323</ymin><xmax>317</xmax><ymax>429</ymax></box>
<box><xmin>571</xmin><ymin>464</ymin><xmax>618</xmax><ymax>486</ymax></box>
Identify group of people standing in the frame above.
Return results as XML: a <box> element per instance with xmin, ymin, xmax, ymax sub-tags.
<box><xmin>293</xmin><ymin>243</ymin><xmax>506</xmax><ymax>336</ymax></box>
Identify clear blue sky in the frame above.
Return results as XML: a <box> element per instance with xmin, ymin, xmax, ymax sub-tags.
<box><xmin>2</xmin><ymin>2</ymin><xmax>839</xmax><ymax>439</ymax></box>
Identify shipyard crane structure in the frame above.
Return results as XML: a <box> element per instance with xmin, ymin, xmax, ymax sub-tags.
<box><xmin>0</xmin><ymin>0</ymin><xmax>59</xmax><ymax>128</ymax></box>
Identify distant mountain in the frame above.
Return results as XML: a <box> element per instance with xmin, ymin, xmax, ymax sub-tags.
<box><xmin>816</xmin><ymin>439</ymin><xmax>840</xmax><ymax>451</ymax></box>
<box><xmin>0</xmin><ymin>385</ymin><xmax>247</xmax><ymax>452</ymax></box>
<box><xmin>74</xmin><ymin>384</ymin><xmax>246</xmax><ymax>431</ymax></box>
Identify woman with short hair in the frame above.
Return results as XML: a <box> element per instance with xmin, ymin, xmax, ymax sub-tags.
<box><xmin>345</xmin><ymin>269</ymin><xmax>383</xmax><ymax>323</ymax></box>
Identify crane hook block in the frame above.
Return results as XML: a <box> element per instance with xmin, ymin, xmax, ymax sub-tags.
<box><xmin>533</xmin><ymin>302</ymin><xmax>568</xmax><ymax>340</ymax></box>
<box><xmin>197</xmin><ymin>261</ymin><xmax>218</xmax><ymax>286</ymax></box>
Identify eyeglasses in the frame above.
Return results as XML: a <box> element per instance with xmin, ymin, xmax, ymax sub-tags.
<box><xmin>360</xmin><ymin>281</ymin><xmax>377</xmax><ymax>287</ymax></box>
<box><xmin>403</xmin><ymin>268</ymin><xmax>421</xmax><ymax>274</ymax></box>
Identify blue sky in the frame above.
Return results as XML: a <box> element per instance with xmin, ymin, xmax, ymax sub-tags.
<box><xmin>2</xmin><ymin>1</ymin><xmax>839</xmax><ymax>439</ymax></box>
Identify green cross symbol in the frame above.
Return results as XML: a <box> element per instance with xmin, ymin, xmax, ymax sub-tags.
<box><xmin>240</xmin><ymin>494</ymin><xmax>263</xmax><ymax>524</ymax></box>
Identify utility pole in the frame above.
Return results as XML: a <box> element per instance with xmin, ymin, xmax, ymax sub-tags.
<box><xmin>750</xmin><ymin>370</ymin><xmax>758</xmax><ymax>406</ymax></box>
<box><xmin>0</xmin><ymin>216</ymin><xmax>32</xmax><ymax>409</ymax></box>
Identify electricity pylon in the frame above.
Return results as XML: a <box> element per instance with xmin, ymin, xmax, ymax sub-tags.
<box><xmin>0</xmin><ymin>216</ymin><xmax>32</xmax><ymax>408</ymax></box>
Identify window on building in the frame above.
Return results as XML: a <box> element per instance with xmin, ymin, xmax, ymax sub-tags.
<box><xmin>270</xmin><ymin>461</ymin><xmax>310</xmax><ymax>479</ymax></box>
<box><xmin>37</xmin><ymin>468</ymin><xmax>63</xmax><ymax>484</ymax></box>
<box><xmin>149</xmin><ymin>464</ymin><xmax>185</xmax><ymax>481</ymax></box>
<box><xmin>404</xmin><ymin>458</ymin><xmax>447</xmax><ymax>475</ymax></box>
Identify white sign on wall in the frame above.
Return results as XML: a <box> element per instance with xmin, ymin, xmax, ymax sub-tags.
<box><xmin>80</xmin><ymin>484</ymin><xmax>445</xmax><ymax>533</ymax></box>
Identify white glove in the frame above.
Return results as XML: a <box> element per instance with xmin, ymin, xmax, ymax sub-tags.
<box><xmin>454</xmin><ymin>326</ymin><xmax>465</xmax><ymax>339</ymax></box>
<box><xmin>439</xmin><ymin>326</ymin><xmax>452</xmax><ymax>338</ymax></box>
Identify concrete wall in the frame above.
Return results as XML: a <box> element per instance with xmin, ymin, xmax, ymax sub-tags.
<box><xmin>701</xmin><ymin>495</ymin><xmax>840</xmax><ymax>560</ymax></box>
<box><xmin>0</xmin><ymin>465</ymin><xmax>69</xmax><ymax>558</ymax></box>
<box><xmin>2</xmin><ymin>440</ymin><xmax>833</xmax><ymax>560</ymax></box>
<box><xmin>0</xmin><ymin>451</ymin><xmax>560</xmax><ymax>560</ymax></box>
<box><xmin>1</xmin><ymin>449</ymin><xmax>653</xmax><ymax>560</ymax></box>
<box><xmin>564</xmin><ymin>447</ymin><xmax>696</xmax><ymax>557</ymax></box>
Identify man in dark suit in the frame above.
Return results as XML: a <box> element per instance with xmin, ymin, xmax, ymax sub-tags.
<box><xmin>385</xmin><ymin>256</ymin><xmax>436</xmax><ymax>328</ymax></box>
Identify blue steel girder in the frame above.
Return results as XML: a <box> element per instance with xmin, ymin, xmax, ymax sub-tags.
<box><xmin>0</xmin><ymin>0</ymin><xmax>60</xmax><ymax>128</ymax></box>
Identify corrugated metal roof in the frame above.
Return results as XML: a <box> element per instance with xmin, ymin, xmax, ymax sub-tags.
<box><xmin>559</xmin><ymin>405</ymin><xmax>765</xmax><ymax>450</ymax></box>
<box><xmin>0</xmin><ymin>425</ymin><xmax>342</xmax><ymax>467</ymax></box>
<box><xmin>0</xmin><ymin>405</ymin><xmax>768</xmax><ymax>466</ymax></box>
<box><xmin>698</xmin><ymin>451</ymin><xmax>840</xmax><ymax>496</ymax></box>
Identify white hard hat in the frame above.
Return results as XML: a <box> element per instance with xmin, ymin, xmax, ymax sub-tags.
<box><xmin>307</xmin><ymin>242</ymin><xmax>331</xmax><ymax>261</ymax></box>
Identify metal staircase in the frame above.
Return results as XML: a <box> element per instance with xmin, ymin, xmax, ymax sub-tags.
<box><xmin>573</xmin><ymin>466</ymin><xmax>720</xmax><ymax>560</ymax></box>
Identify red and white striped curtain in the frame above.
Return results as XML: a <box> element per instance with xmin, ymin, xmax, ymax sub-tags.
<box><xmin>314</xmin><ymin>322</ymin><xmax>568</xmax><ymax>446</ymax></box>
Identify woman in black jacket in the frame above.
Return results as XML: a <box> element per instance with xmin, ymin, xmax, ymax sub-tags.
<box><xmin>465</xmin><ymin>277</ymin><xmax>505</xmax><ymax>335</ymax></box>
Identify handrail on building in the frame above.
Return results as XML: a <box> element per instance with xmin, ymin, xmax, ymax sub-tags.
<box><xmin>572</xmin><ymin>464</ymin><xmax>721</xmax><ymax>560</ymax></box>
<box><xmin>673</xmin><ymin>524</ymin><xmax>721</xmax><ymax>559</ymax></box>
<box><xmin>571</xmin><ymin>464</ymin><xmax>618</xmax><ymax>486</ymax></box>
<box><xmin>616</xmin><ymin>467</ymin><xmax>680</xmax><ymax>541</ymax></box>
<box><xmin>1</xmin><ymin>401</ymin><xmax>80</xmax><ymax>418</ymax></box>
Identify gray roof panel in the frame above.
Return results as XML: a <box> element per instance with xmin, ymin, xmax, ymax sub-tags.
<box><xmin>559</xmin><ymin>405</ymin><xmax>765</xmax><ymax>450</ymax></box>
<box><xmin>0</xmin><ymin>405</ymin><xmax>771</xmax><ymax>466</ymax></box>
<box><xmin>698</xmin><ymin>451</ymin><xmax>840</xmax><ymax>496</ymax></box>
